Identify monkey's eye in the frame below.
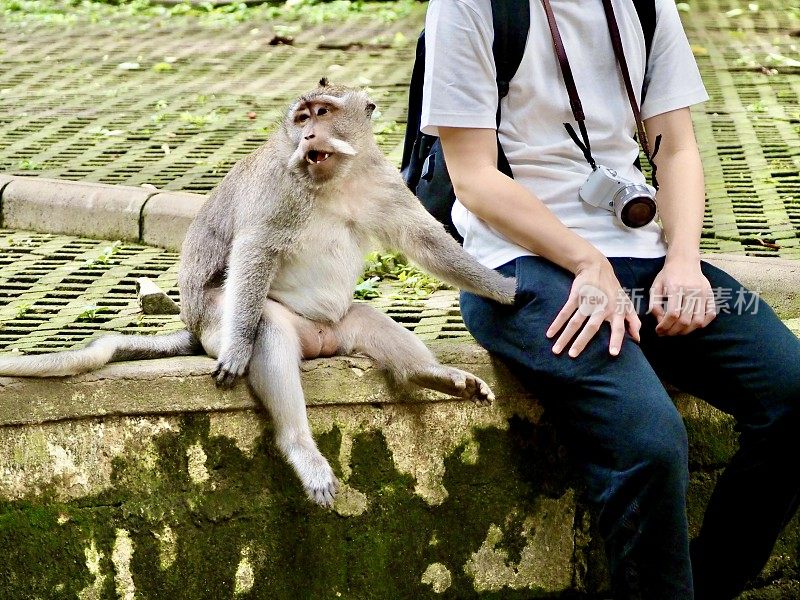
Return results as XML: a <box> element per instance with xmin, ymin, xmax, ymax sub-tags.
<box><xmin>316</xmin><ymin>107</ymin><xmax>328</xmax><ymax>116</ymax></box>
<box><xmin>297</xmin><ymin>113</ymin><xmax>310</xmax><ymax>123</ymax></box>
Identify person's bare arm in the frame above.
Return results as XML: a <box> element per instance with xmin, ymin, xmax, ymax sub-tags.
<box><xmin>644</xmin><ymin>107</ymin><xmax>716</xmax><ymax>335</ymax></box>
<box><xmin>439</xmin><ymin>127</ymin><xmax>640</xmax><ymax>357</ymax></box>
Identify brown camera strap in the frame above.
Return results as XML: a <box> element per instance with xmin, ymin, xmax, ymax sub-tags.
<box><xmin>540</xmin><ymin>0</ymin><xmax>662</xmax><ymax>186</ymax></box>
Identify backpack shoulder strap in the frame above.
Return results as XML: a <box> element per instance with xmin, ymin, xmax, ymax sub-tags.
<box><xmin>400</xmin><ymin>1</ymin><xmax>531</xmax><ymax>181</ymax></box>
<box><xmin>491</xmin><ymin>0</ymin><xmax>530</xmax><ymax>177</ymax></box>
<box><xmin>631</xmin><ymin>0</ymin><xmax>656</xmax><ymax>63</ymax></box>
<box><xmin>491</xmin><ymin>0</ymin><xmax>531</xmax><ymax>105</ymax></box>
<box><xmin>400</xmin><ymin>30</ymin><xmax>427</xmax><ymax>177</ymax></box>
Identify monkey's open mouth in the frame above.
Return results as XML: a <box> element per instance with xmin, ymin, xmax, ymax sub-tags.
<box><xmin>306</xmin><ymin>150</ymin><xmax>331</xmax><ymax>164</ymax></box>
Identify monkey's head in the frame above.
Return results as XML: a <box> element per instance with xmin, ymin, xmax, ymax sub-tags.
<box><xmin>284</xmin><ymin>79</ymin><xmax>377</xmax><ymax>183</ymax></box>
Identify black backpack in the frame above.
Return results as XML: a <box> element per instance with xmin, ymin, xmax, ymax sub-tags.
<box><xmin>400</xmin><ymin>0</ymin><xmax>657</xmax><ymax>242</ymax></box>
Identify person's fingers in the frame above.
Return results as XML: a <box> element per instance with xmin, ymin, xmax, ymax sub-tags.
<box><xmin>608</xmin><ymin>312</ymin><xmax>626</xmax><ymax>356</ymax></box>
<box><xmin>547</xmin><ymin>291</ymin><xmax>579</xmax><ymax>339</ymax></box>
<box><xmin>656</xmin><ymin>285</ymin><xmax>683</xmax><ymax>334</ymax></box>
<box><xmin>552</xmin><ymin>308</ymin><xmax>588</xmax><ymax>354</ymax></box>
<box><xmin>649</xmin><ymin>280</ymin><xmax>666</xmax><ymax>319</ymax></box>
<box><xmin>689</xmin><ymin>289</ymin><xmax>707</xmax><ymax>331</ymax></box>
<box><xmin>702</xmin><ymin>291</ymin><xmax>718</xmax><ymax>327</ymax></box>
<box><xmin>568</xmin><ymin>311</ymin><xmax>605</xmax><ymax>357</ymax></box>
<box><xmin>626</xmin><ymin>303</ymin><xmax>642</xmax><ymax>343</ymax></box>
<box><xmin>666</xmin><ymin>288</ymin><xmax>698</xmax><ymax>335</ymax></box>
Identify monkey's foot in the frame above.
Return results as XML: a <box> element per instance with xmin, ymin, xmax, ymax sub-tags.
<box><xmin>410</xmin><ymin>366</ymin><xmax>494</xmax><ymax>406</ymax></box>
<box><xmin>283</xmin><ymin>441</ymin><xmax>339</xmax><ymax>508</ymax></box>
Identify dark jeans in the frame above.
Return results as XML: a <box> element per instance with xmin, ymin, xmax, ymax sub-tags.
<box><xmin>460</xmin><ymin>255</ymin><xmax>800</xmax><ymax>600</ymax></box>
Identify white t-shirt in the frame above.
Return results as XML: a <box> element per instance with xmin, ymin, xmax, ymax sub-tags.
<box><xmin>420</xmin><ymin>0</ymin><xmax>709</xmax><ymax>267</ymax></box>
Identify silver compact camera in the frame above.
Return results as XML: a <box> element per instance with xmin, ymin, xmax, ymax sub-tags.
<box><xmin>579</xmin><ymin>165</ymin><xmax>658</xmax><ymax>228</ymax></box>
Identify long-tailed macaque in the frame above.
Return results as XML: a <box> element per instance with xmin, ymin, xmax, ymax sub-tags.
<box><xmin>0</xmin><ymin>80</ymin><xmax>516</xmax><ymax>506</ymax></box>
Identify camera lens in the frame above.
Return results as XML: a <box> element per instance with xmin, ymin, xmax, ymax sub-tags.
<box><xmin>621</xmin><ymin>197</ymin><xmax>657</xmax><ymax>228</ymax></box>
<box><xmin>613</xmin><ymin>185</ymin><xmax>657</xmax><ymax>228</ymax></box>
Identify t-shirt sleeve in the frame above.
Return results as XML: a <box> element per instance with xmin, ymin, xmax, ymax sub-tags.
<box><xmin>420</xmin><ymin>0</ymin><xmax>499</xmax><ymax>136</ymax></box>
<box><xmin>640</xmin><ymin>0</ymin><xmax>709</xmax><ymax>120</ymax></box>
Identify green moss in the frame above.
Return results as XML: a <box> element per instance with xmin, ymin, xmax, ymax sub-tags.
<box><xmin>684</xmin><ymin>413</ymin><xmax>738</xmax><ymax>470</ymax></box>
<box><xmin>4</xmin><ymin>409</ymin><xmax>791</xmax><ymax>598</ymax></box>
<box><xmin>0</xmin><ymin>412</ymin><xmax>581</xmax><ymax>599</ymax></box>
<box><xmin>0</xmin><ymin>502</ymin><xmax>95</xmax><ymax>599</ymax></box>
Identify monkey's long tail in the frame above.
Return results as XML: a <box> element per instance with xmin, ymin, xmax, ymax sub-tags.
<box><xmin>0</xmin><ymin>330</ymin><xmax>201</xmax><ymax>377</ymax></box>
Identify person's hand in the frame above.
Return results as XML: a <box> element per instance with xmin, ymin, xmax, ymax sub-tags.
<box><xmin>547</xmin><ymin>258</ymin><xmax>641</xmax><ymax>357</ymax></box>
<box><xmin>649</xmin><ymin>256</ymin><xmax>716</xmax><ymax>336</ymax></box>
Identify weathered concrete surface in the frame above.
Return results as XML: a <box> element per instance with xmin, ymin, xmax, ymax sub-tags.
<box><xmin>1</xmin><ymin>177</ymin><xmax>154</xmax><ymax>242</ymax></box>
<box><xmin>703</xmin><ymin>254</ymin><xmax>800</xmax><ymax>319</ymax></box>
<box><xmin>140</xmin><ymin>191</ymin><xmax>207</xmax><ymax>252</ymax></box>
<box><xmin>0</xmin><ymin>339</ymin><xmax>797</xmax><ymax>598</ymax></box>
<box><xmin>0</xmin><ymin>342</ymin><xmax>526</xmax><ymax>426</ymax></box>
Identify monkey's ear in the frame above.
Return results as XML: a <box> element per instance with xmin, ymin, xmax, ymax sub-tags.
<box><xmin>319</xmin><ymin>77</ymin><xmax>329</xmax><ymax>87</ymax></box>
<box><xmin>365</xmin><ymin>102</ymin><xmax>376</xmax><ymax>117</ymax></box>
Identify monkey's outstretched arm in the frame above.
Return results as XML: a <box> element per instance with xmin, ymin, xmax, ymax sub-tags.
<box><xmin>376</xmin><ymin>183</ymin><xmax>516</xmax><ymax>305</ymax></box>
<box><xmin>213</xmin><ymin>233</ymin><xmax>280</xmax><ymax>388</ymax></box>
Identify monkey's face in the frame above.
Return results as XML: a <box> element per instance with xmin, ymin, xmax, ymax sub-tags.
<box><xmin>292</xmin><ymin>100</ymin><xmax>351</xmax><ymax>182</ymax></box>
<box><xmin>285</xmin><ymin>86</ymin><xmax>377</xmax><ymax>183</ymax></box>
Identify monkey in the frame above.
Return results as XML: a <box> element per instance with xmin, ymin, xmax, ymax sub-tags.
<box><xmin>0</xmin><ymin>80</ymin><xmax>516</xmax><ymax>507</ymax></box>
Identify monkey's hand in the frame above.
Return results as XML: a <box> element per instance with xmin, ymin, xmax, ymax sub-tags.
<box><xmin>212</xmin><ymin>342</ymin><xmax>254</xmax><ymax>388</ymax></box>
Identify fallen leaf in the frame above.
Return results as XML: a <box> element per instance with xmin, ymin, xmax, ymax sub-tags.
<box><xmin>269</xmin><ymin>35</ymin><xmax>294</xmax><ymax>46</ymax></box>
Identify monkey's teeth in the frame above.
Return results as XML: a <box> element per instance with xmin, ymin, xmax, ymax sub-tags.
<box><xmin>306</xmin><ymin>151</ymin><xmax>331</xmax><ymax>164</ymax></box>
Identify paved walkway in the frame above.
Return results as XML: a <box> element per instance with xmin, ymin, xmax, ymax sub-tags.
<box><xmin>0</xmin><ymin>0</ymin><xmax>798</xmax><ymax>257</ymax></box>
<box><xmin>0</xmin><ymin>0</ymin><xmax>799</xmax><ymax>354</ymax></box>
<box><xmin>0</xmin><ymin>228</ymin><xmax>469</xmax><ymax>354</ymax></box>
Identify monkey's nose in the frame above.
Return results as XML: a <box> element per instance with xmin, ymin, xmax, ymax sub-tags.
<box><xmin>304</xmin><ymin>133</ymin><xmax>315</xmax><ymax>140</ymax></box>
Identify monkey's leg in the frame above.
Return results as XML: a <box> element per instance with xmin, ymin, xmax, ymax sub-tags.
<box><xmin>247</xmin><ymin>302</ymin><xmax>338</xmax><ymax>507</ymax></box>
<box><xmin>202</xmin><ymin>300</ymin><xmax>338</xmax><ymax>507</ymax></box>
<box><xmin>335</xmin><ymin>304</ymin><xmax>494</xmax><ymax>406</ymax></box>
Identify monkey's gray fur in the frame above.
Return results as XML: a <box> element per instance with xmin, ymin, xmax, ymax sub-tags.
<box><xmin>0</xmin><ymin>81</ymin><xmax>516</xmax><ymax>506</ymax></box>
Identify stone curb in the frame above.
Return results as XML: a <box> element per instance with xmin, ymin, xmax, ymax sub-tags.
<box><xmin>2</xmin><ymin>321</ymin><xmax>797</xmax><ymax>430</ymax></box>
<box><xmin>0</xmin><ymin>174</ymin><xmax>206</xmax><ymax>250</ymax></box>
<box><xmin>0</xmin><ymin>340</ymin><xmax>531</xmax><ymax>427</ymax></box>
<box><xmin>0</xmin><ymin>173</ymin><xmax>17</xmax><ymax>225</ymax></box>
<box><xmin>0</xmin><ymin>176</ymin><xmax>155</xmax><ymax>242</ymax></box>
<box><xmin>703</xmin><ymin>254</ymin><xmax>800</xmax><ymax>319</ymax></box>
<box><xmin>141</xmin><ymin>191</ymin><xmax>207</xmax><ymax>252</ymax></box>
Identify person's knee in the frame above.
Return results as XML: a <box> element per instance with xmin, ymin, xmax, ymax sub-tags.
<box><xmin>644</xmin><ymin>431</ymin><xmax>688</xmax><ymax>482</ymax></box>
<box><xmin>633</xmin><ymin>409</ymin><xmax>689</xmax><ymax>487</ymax></box>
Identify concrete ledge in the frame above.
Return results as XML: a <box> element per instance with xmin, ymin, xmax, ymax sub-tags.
<box><xmin>704</xmin><ymin>254</ymin><xmax>800</xmax><ymax>319</ymax></box>
<box><xmin>0</xmin><ymin>342</ymin><xmax>529</xmax><ymax>427</ymax></box>
<box><xmin>0</xmin><ymin>338</ymin><xmax>797</xmax><ymax>598</ymax></box>
<box><xmin>1</xmin><ymin>177</ymin><xmax>154</xmax><ymax>242</ymax></box>
<box><xmin>140</xmin><ymin>191</ymin><xmax>207</xmax><ymax>252</ymax></box>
